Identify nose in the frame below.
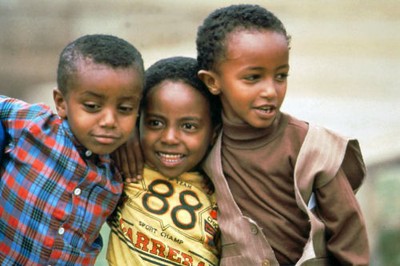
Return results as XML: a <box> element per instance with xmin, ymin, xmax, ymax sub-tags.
<box><xmin>161</xmin><ymin>127</ymin><xmax>179</xmax><ymax>145</ymax></box>
<box><xmin>260</xmin><ymin>80</ymin><xmax>277</xmax><ymax>99</ymax></box>
<box><xmin>99</xmin><ymin>108</ymin><xmax>117</xmax><ymax>128</ymax></box>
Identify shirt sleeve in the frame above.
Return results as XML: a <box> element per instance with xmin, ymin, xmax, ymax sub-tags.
<box><xmin>0</xmin><ymin>96</ymin><xmax>50</xmax><ymax>141</ymax></box>
<box><xmin>315</xmin><ymin>168</ymin><xmax>370</xmax><ymax>265</ymax></box>
<box><xmin>0</xmin><ymin>121</ymin><xmax>5</xmax><ymax>159</ymax></box>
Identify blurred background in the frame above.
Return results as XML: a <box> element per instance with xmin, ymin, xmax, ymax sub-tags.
<box><xmin>1</xmin><ymin>0</ymin><xmax>399</xmax><ymax>265</ymax></box>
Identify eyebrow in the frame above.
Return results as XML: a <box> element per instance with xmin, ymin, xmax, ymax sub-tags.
<box><xmin>81</xmin><ymin>91</ymin><xmax>139</xmax><ymax>101</ymax></box>
<box><xmin>180</xmin><ymin>116</ymin><xmax>203</xmax><ymax>122</ymax></box>
<box><xmin>145</xmin><ymin>113</ymin><xmax>204</xmax><ymax>122</ymax></box>
<box><xmin>277</xmin><ymin>64</ymin><xmax>290</xmax><ymax>70</ymax></box>
<box><xmin>247</xmin><ymin>64</ymin><xmax>289</xmax><ymax>71</ymax></box>
<box><xmin>81</xmin><ymin>91</ymin><xmax>103</xmax><ymax>99</ymax></box>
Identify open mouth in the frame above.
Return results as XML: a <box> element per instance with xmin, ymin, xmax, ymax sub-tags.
<box><xmin>157</xmin><ymin>152</ymin><xmax>184</xmax><ymax>166</ymax></box>
<box><xmin>256</xmin><ymin>105</ymin><xmax>275</xmax><ymax>113</ymax></box>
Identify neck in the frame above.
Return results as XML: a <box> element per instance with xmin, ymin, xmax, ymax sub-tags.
<box><xmin>222</xmin><ymin>112</ymin><xmax>285</xmax><ymax>149</ymax></box>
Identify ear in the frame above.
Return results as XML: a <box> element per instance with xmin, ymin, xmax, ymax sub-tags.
<box><xmin>53</xmin><ymin>88</ymin><xmax>67</xmax><ymax>119</ymax></box>
<box><xmin>198</xmin><ymin>70</ymin><xmax>221</xmax><ymax>95</ymax></box>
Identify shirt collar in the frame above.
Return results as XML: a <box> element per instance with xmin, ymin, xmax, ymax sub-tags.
<box><xmin>222</xmin><ymin>111</ymin><xmax>286</xmax><ymax>149</ymax></box>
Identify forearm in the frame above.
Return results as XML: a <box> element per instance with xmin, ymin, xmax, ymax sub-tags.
<box><xmin>112</xmin><ymin>126</ymin><xmax>144</xmax><ymax>182</ymax></box>
<box><xmin>316</xmin><ymin>169</ymin><xmax>370</xmax><ymax>265</ymax></box>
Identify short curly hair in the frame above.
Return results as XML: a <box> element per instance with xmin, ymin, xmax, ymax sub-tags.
<box><xmin>196</xmin><ymin>4</ymin><xmax>291</xmax><ymax>71</ymax></box>
<box><xmin>141</xmin><ymin>56</ymin><xmax>221</xmax><ymax>128</ymax></box>
<box><xmin>57</xmin><ymin>34</ymin><xmax>144</xmax><ymax>95</ymax></box>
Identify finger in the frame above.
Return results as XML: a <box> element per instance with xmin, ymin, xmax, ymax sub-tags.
<box><xmin>125</xmin><ymin>139</ymin><xmax>138</xmax><ymax>178</ymax></box>
<box><xmin>118</xmin><ymin>145</ymin><xmax>132</xmax><ymax>180</ymax></box>
<box><xmin>133</xmin><ymin>139</ymin><xmax>144</xmax><ymax>180</ymax></box>
<box><xmin>112</xmin><ymin>149</ymin><xmax>124</xmax><ymax>176</ymax></box>
<box><xmin>125</xmin><ymin>177</ymin><xmax>138</xmax><ymax>183</ymax></box>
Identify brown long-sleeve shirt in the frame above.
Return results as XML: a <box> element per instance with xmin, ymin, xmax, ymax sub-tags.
<box><xmin>220</xmin><ymin>112</ymin><xmax>369</xmax><ymax>265</ymax></box>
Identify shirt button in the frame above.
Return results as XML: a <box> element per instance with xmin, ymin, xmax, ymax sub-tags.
<box><xmin>262</xmin><ymin>260</ymin><xmax>270</xmax><ymax>266</ymax></box>
<box><xmin>250</xmin><ymin>225</ymin><xmax>258</xmax><ymax>235</ymax></box>
<box><xmin>58</xmin><ymin>227</ymin><xmax>65</xmax><ymax>235</ymax></box>
<box><xmin>85</xmin><ymin>150</ymin><xmax>92</xmax><ymax>157</ymax></box>
<box><xmin>74</xmin><ymin>187</ymin><xmax>81</xmax><ymax>196</ymax></box>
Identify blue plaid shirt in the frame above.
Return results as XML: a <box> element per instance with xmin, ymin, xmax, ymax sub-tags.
<box><xmin>0</xmin><ymin>121</ymin><xmax>5</xmax><ymax>160</ymax></box>
<box><xmin>0</xmin><ymin>96</ymin><xmax>123</xmax><ymax>265</ymax></box>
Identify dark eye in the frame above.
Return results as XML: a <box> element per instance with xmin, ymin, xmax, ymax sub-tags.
<box><xmin>118</xmin><ymin>104</ymin><xmax>135</xmax><ymax>114</ymax></box>
<box><xmin>276</xmin><ymin>73</ymin><xmax>289</xmax><ymax>82</ymax></box>
<box><xmin>244</xmin><ymin>74</ymin><xmax>261</xmax><ymax>82</ymax></box>
<box><xmin>147</xmin><ymin>119</ymin><xmax>163</xmax><ymax>129</ymax></box>
<box><xmin>83</xmin><ymin>102</ymin><xmax>101</xmax><ymax>112</ymax></box>
<box><xmin>182</xmin><ymin>123</ymin><xmax>198</xmax><ymax>132</ymax></box>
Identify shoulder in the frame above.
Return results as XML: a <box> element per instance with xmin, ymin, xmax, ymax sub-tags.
<box><xmin>1</xmin><ymin>97</ymin><xmax>60</xmax><ymax>140</ymax></box>
<box><xmin>284</xmin><ymin>112</ymin><xmax>309</xmax><ymax>133</ymax></box>
<box><xmin>280</xmin><ymin>112</ymin><xmax>309</xmax><ymax>147</ymax></box>
<box><xmin>1</xmin><ymin>96</ymin><xmax>54</xmax><ymax>120</ymax></box>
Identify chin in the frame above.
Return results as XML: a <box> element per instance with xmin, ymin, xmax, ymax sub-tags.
<box><xmin>158</xmin><ymin>169</ymin><xmax>182</xmax><ymax>179</ymax></box>
<box><xmin>89</xmin><ymin>146</ymin><xmax>117</xmax><ymax>156</ymax></box>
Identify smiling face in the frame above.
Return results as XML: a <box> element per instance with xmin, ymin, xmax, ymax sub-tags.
<box><xmin>54</xmin><ymin>61</ymin><xmax>142</xmax><ymax>155</ymax></box>
<box><xmin>206</xmin><ymin>29</ymin><xmax>289</xmax><ymax>128</ymax></box>
<box><xmin>139</xmin><ymin>80</ymin><xmax>215</xmax><ymax>178</ymax></box>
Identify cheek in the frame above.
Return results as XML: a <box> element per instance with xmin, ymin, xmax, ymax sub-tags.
<box><xmin>223</xmin><ymin>85</ymin><xmax>248</xmax><ymax>104</ymax></box>
<box><xmin>120</xmin><ymin>116</ymin><xmax>137</xmax><ymax>135</ymax></box>
<box><xmin>191</xmin><ymin>133</ymin><xmax>213</xmax><ymax>158</ymax></box>
<box><xmin>277</xmin><ymin>86</ymin><xmax>287</xmax><ymax>104</ymax></box>
<box><xmin>67</xmin><ymin>113</ymin><xmax>89</xmax><ymax>133</ymax></box>
<box><xmin>140</xmin><ymin>132</ymin><xmax>152</xmax><ymax>146</ymax></box>
<box><xmin>139</xmin><ymin>130</ymin><xmax>158</xmax><ymax>153</ymax></box>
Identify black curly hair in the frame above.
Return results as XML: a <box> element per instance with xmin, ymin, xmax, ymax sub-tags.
<box><xmin>141</xmin><ymin>56</ymin><xmax>221</xmax><ymax>128</ymax></box>
<box><xmin>57</xmin><ymin>34</ymin><xmax>144</xmax><ymax>95</ymax></box>
<box><xmin>196</xmin><ymin>4</ymin><xmax>291</xmax><ymax>71</ymax></box>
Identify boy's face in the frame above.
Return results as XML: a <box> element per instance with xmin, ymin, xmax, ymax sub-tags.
<box><xmin>205</xmin><ymin>29</ymin><xmax>289</xmax><ymax>129</ymax></box>
<box><xmin>54</xmin><ymin>62</ymin><xmax>142</xmax><ymax>155</ymax></box>
<box><xmin>139</xmin><ymin>80</ymin><xmax>214</xmax><ymax>178</ymax></box>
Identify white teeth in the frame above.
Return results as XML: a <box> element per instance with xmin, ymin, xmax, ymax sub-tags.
<box><xmin>158</xmin><ymin>152</ymin><xmax>183</xmax><ymax>165</ymax></box>
<box><xmin>259</xmin><ymin>106</ymin><xmax>272</xmax><ymax>112</ymax></box>
<box><xmin>158</xmin><ymin>153</ymin><xmax>182</xmax><ymax>159</ymax></box>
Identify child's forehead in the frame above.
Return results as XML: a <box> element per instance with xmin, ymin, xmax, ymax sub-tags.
<box><xmin>149</xmin><ymin>80</ymin><xmax>207</xmax><ymax>104</ymax></box>
<box><xmin>72</xmin><ymin>60</ymin><xmax>142</xmax><ymax>81</ymax></box>
<box><xmin>151</xmin><ymin>80</ymin><xmax>201</xmax><ymax>98</ymax></box>
<box><xmin>145</xmin><ymin>82</ymin><xmax>211</xmax><ymax>118</ymax></box>
<box><xmin>223</xmin><ymin>29</ymin><xmax>288</xmax><ymax>55</ymax></box>
<box><xmin>217</xmin><ymin>29</ymin><xmax>289</xmax><ymax>71</ymax></box>
<box><xmin>68</xmin><ymin>60</ymin><xmax>143</xmax><ymax>96</ymax></box>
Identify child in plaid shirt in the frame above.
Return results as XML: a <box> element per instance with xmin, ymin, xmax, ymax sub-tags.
<box><xmin>0</xmin><ymin>34</ymin><xmax>144</xmax><ymax>265</ymax></box>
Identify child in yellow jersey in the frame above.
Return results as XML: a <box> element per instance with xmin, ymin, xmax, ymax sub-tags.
<box><xmin>107</xmin><ymin>57</ymin><xmax>221</xmax><ymax>266</ymax></box>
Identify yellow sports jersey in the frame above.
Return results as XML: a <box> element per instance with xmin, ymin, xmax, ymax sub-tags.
<box><xmin>107</xmin><ymin>167</ymin><xmax>220</xmax><ymax>266</ymax></box>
